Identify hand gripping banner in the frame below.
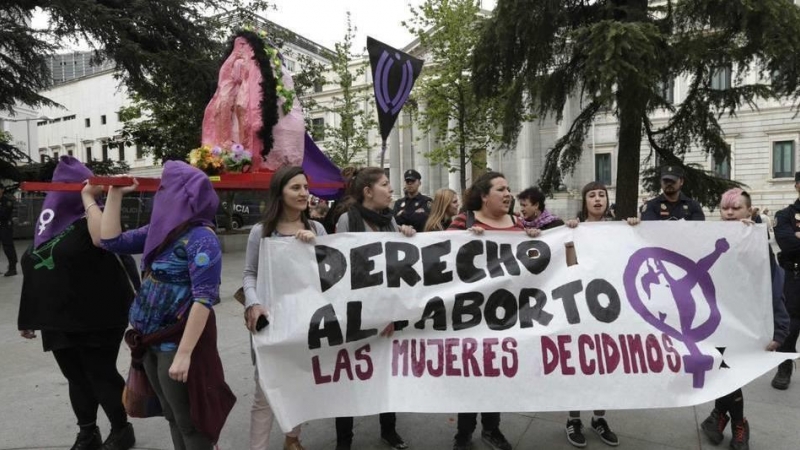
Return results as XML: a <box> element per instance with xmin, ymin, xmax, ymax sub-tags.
<box><xmin>366</xmin><ymin>36</ymin><xmax>424</xmax><ymax>165</ymax></box>
<box><xmin>253</xmin><ymin>222</ymin><xmax>795</xmax><ymax>431</ymax></box>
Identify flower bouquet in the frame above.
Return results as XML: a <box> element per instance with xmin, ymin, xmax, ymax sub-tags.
<box><xmin>188</xmin><ymin>144</ymin><xmax>253</xmax><ymax>175</ymax></box>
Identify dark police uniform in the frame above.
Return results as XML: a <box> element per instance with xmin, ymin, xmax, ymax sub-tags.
<box><xmin>640</xmin><ymin>165</ymin><xmax>705</xmax><ymax>221</ymax></box>
<box><xmin>393</xmin><ymin>169</ymin><xmax>431</xmax><ymax>232</ymax></box>
<box><xmin>771</xmin><ymin>172</ymin><xmax>800</xmax><ymax>388</ymax></box>
<box><xmin>774</xmin><ymin>197</ymin><xmax>800</xmax><ymax>351</ymax></box>
<box><xmin>0</xmin><ymin>189</ymin><xmax>18</xmax><ymax>275</ymax></box>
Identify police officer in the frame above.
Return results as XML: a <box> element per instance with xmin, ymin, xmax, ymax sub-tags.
<box><xmin>0</xmin><ymin>184</ymin><xmax>18</xmax><ymax>276</ymax></box>
<box><xmin>393</xmin><ymin>169</ymin><xmax>431</xmax><ymax>232</ymax></box>
<box><xmin>771</xmin><ymin>171</ymin><xmax>800</xmax><ymax>390</ymax></box>
<box><xmin>641</xmin><ymin>165</ymin><xmax>705</xmax><ymax>221</ymax></box>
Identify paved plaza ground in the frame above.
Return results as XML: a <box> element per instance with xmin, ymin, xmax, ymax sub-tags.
<box><xmin>1</xmin><ymin>239</ymin><xmax>798</xmax><ymax>450</ymax></box>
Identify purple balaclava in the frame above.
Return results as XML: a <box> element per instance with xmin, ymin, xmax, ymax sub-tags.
<box><xmin>142</xmin><ymin>161</ymin><xmax>219</xmax><ymax>268</ymax></box>
<box><xmin>34</xmin><ymin>156</ymin><xmax>94</xmax><ymax>248</ymax></box>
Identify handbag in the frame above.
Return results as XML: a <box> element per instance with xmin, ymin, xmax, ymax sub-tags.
<box><xmin>122</xmin><ymin>362</ymin><xmax>163</xmax><ymax>418</ymax></box>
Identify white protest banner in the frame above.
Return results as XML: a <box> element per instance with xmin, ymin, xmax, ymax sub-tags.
<box><xmin>253</xmin><ymin>222</ymin><xmax>793</xmax><ymax>431</ymax></box>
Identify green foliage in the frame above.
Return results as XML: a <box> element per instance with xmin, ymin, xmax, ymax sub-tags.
<box><xmin>85</xmin><ymin>159</ymin><xmax>131</xmax><ymax>176</ymax></box>
<box><xmin>404</xmin><ymin>0</ymin><xmax>507</xmax><ymax>190</ymax></box>
<box><xmin>321</xmin><ymin>13</ymin><xmax>378</xmax><ymax>168</ymax></box>
<box><xmin>0</xmin><ymin>142</ymin><xmax>33</xmax><ymax>183</ymax></box>
<box><xmin>473</xmin><ymin>0</ymin><xmax>800</xmax><ymax>218</ymax></box>
<box><xmin>3</xmin><ymin>1</ymin><xmax>272</xmax><ymax>164</ymax></box>
<box><xmin>0</xmin><ymin>6</ymin><xmax>59</xmax><ymax>114</ymax></box>
<box><xmin>292</xmin><ymin>54</ymin><xmax>329</xmax><ymax>131</ymax></box>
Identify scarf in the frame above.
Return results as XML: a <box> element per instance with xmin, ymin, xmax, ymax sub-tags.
<box><xmin>142</xmin><ymin>161</ymin><xmax>219</xmax><ymax>268</ymax></box>
<box><xmin>522</xmin><ymin>209</ymin><xmax>559</xmax><ymax>229</ymax></box>
<box><xmin>347</xmin><ymin>203</ymin><xmax>394</xmax><ymax>232</ymax></box>
<box><xmin>34</xmin><ymin>156</ymin><xmax>94</xmax><ymax>248</ymax></box>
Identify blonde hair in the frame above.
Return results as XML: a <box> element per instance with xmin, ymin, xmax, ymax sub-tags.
<box><xmin>424</xmin><ymin>188</ymin><xmax>458</xmax><ymax>232</ymax></box>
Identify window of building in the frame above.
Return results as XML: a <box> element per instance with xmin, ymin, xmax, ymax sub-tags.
<box><xmin>286</xmin><ymin>60</ymin><xmax>296</xmax><ymax>72</ymax></box>
<box><xmin>311</xmin><ymin>117</ymin><xmax>325</xmax><ymax>141</ymax></box>
<box><xmin>313</xmin><ymin>81</ymin><xmax>323</xmax><ymax>93</ymax></box>
<box><xmin>85</xmin><ymin>118</ymin><xmax>91</xmax><ymax>127</ymax></box>
<box><xmin>118</xmin><ymin>145</ymin><xmax>125</xmax><ymax>161</ymax></box>
<box><xmin>136</xmin><ymin>145</ymin><xmax>144</xmax><ymax>159</ymax></box>
<box><xmin>86</xmin><ymin>146</ymin><xmax>92</xmax><ymax>161</ymax></box>
<box><xmin>711</xmin><ymin>66</ymin><xmax>732</xmax><ymax>90</ymax></box>
<box><xmin>40</xmin><ymin>155</ymin><xmax>47</xmax><ymax>163</ymax></box>
<box><xmin>53</xmin><ymin>151</ymin><xmax>59</xmax><ymax>160</ymax></box>
<box><xmin>101</xmin><ymin>115</ymin><xmax>107</xmax><ymax>125</ymax></box>
<box><xmin>773</xmin><ymin>141</ymin><xmax>795</xmax><ymax>179</ymax></box>
<box><xmin>714</xmin><ymin>155</ymin><xmax>731</xmax><ymax>180</ymax></box>
<box><xmin>68</xmin><ymin>149</ymin><xmax>73</xmax><ymax>157</ymax></box>
<box><xmin>595</xmin><ymin>153</ymin><xmax>612</xmax><ymax>186</ymax></box>
<box><xmin>658</xmin><ymin>78</ymin><xmax>675</xmax><ymax>104</ymax></box>
<box><xmin>102</xmin><ymin>144</ymin><xmax>108</xmax><ymax>161</ymax></box>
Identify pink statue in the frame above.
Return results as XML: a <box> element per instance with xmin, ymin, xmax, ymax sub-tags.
<box><xmin>202</xmin><ymin>34</ymin><xmax>305</xmax><ymax>171</ymax></box>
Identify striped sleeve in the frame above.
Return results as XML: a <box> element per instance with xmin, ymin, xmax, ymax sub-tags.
<box><xmin>447</xmin><ymin>213</ymin><xmax>468</xmax><ymax>230</ymax></box>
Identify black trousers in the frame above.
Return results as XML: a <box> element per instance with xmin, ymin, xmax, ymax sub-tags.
<box><xmin>0</xmin><ymin>227</ymin><xmax>16</xmax><ymax>268</ymax></box>
<box><xmin>52</xmin><ymin>344</ymin><xmax>128</xmax><ymax>430</ymax></box>
<box><xmin>456</xmin><ymin>412</ymin><xmax>501</xmax><ymax>438</ymax></box>
<box><xmin>778</xmin><ymin>269</ymin><xmax>800</xmax><ymax>353</ymax></box>
<box><xmin>335</xmin><ymin>413</ymin><xmax>396</xmax><ymax>444</ymax></box>
<box><xmin>715</xmin><ymin>388</ymin><xmax>744</xmax><ymax>422</ymax></box>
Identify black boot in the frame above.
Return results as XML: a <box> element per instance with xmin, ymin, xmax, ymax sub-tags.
<box><xmin>4</xmin><ymin>266</ymin><xmax>17</xmax><ymax>276</ymax></box>
<box><xmin>101</xmin><ymin>422</ymin><xmax>135</xmax><ymax>450</ymax></box>
<box><xmin>771</xmin><ymin>360</ymin><xmax>793</xmax><ymax>390</ymax></box>
<box><xmin>70</xmin><ymin>426</ymin><xmax>102</xmax><ymax>450</ymax></box>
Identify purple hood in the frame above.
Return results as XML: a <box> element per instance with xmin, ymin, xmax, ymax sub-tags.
<box><xmin>142</xmin><ymin>161</ymin><xmax>219</xmax><ymax>268</ymax></box>
<box><xmin>35</xmin><ymin>156</ymin><xmax>94</xmax><ymax>248</ymax></box>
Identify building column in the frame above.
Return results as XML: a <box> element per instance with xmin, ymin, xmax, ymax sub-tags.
<box><xmin>389</xmin><ymin>126</ymin><xmax>402</xmax><ymax>195</ymax></box>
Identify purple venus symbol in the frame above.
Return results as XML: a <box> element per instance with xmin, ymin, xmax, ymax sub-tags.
<box><xmin>623</xmin><ymin>238</ymin><xmax>730</xmax><ymax>388</ymax></box>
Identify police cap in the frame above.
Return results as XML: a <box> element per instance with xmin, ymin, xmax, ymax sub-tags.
<box><xmin>661</xmin><ymin>165</ymin><xmax>684</xmax><ymax>181</ymax></box>
<box><xmin>404</xmin><ymin>169</ymin><xmax>422</xmax><ymax>181</ymax></box>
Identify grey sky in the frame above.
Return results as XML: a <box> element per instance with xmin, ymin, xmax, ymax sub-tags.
<box><xmin>33</xmin><ymin>1</ymin><xmax>496</xmax><ymax>54</ymax></box>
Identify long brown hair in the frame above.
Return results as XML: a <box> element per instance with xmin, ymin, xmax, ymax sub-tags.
<box><xmin>260</xmin><ymin>166</ymin><xmax>312</xmax><ymax>237</ymax></box>
<box><xmin>425</xmin><ymin>188</ymin><xmax>458</xmax><ymax>231</ymax></box>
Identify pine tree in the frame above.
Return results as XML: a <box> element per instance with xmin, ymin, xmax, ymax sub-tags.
<box><xmin>3</xmin><ymin>1</ymin><xmax>270</xmax><ymax>162</ymax></box>
<box><xmin>473</xmin><ymin>0</ymin><xmax>800</xmax><ymax>217</ymax></box>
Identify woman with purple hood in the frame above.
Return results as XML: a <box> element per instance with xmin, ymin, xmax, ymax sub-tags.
<box><xmin>17</xmin><ymin>156</ymin><xmax>137</xmax><ymax>450</ymax></box>
<box><xmin>96</xmin><ymin>161</ymin><xmax>235</xmax><ymax>450</ymax></box>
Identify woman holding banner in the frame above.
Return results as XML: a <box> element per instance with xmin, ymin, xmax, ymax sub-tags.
<box><xmin>424</xmin><ymin>188</ymin><xmax>460</xmax><ymax>232</ymax></box>
<box><xmin>563</xmin><ymin>181</ymin><xmax>639</xmax><ymax>448</ymax></box>
<box><xmin>243</xmin><ymin>166</ymin><xmax>326</xmax><ymax>450</ymax></box>
<box><xmin>97</xmin><ymin>161</ymin><xmax>234</xmax><ymax>450</ymax></box>
<box><xmin>447</xmin><ymin>172</ymin><xmax>539</xmax><ymax>450</ymax></box>
<box><xmin>698</xmin><ymin>188</ymin><xmax>789</xmax><ymax>450</ymax></box>
<box><xmin>334</xmin><ymin>167</ymin><xmax>415</xmax><ymax>450</ymax></box>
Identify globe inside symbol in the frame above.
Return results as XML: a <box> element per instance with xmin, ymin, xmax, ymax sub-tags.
<box><xmin>623</xmin><ymin>238</ymin><xmax>730</xmax><ymax>388</ymax></box>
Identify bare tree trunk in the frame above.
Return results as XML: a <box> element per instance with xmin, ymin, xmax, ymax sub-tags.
<box><xmin>615</xmin><ymin>87</ymin><xmax>646</xmax><ymax>220</ymax></box>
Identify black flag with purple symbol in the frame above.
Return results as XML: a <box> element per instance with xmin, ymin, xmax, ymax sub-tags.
<box><xmin>367</xmin><ymin>37</ymin><xmax>424</xmax><ymax>142</ymax></box>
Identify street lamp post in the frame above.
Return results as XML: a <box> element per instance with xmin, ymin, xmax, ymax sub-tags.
<box><xmin>0</xmin><ymin>115</ymin><xmax>52</xmax><ymax>159</ymax></box>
